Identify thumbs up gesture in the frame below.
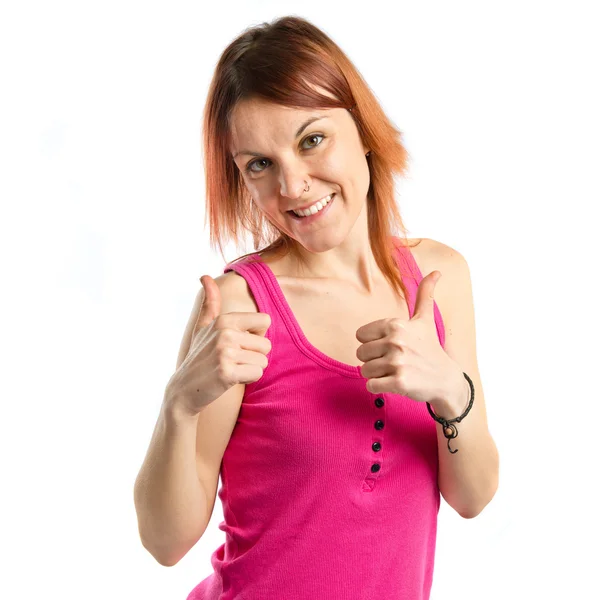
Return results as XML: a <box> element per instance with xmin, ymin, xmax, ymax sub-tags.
<box><xmin>164</xmin><ymin>275</ymin><xmax>272</xmax><ymax>417</ymax></box>
<box><xmin>355</xmin><ymin>271</ymin><xmax>462</xmax><ymax>409</ymax></box>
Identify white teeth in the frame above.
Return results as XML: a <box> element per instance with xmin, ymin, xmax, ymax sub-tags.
<box><xmin>292</xmin><ymin>194</ymin><xmax>332</xmax><ymax>217</ymax></box>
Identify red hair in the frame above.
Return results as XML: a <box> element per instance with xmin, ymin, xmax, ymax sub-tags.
<box><xmin>202</xmin><ymin>15</ymin><xmax>421</xmax><ymax>301</ymax></box>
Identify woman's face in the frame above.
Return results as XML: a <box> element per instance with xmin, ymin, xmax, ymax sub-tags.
<box><xmin>229</xmin><ymin>94</ymin><xmax>371</xmax><ymax>252</ymax></box>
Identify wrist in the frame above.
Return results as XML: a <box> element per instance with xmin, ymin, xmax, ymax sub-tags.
<box><xmin>162</xmin><ymin>393</ymin><xmax>201</xmax><ymax>424</ymax></box>
<box><xmin>432</xmin><ymin>372</ymin><xmax>469</xmax><ymax>420</ymax></box>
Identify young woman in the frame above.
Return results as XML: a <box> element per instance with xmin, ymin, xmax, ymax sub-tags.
<box><xmin>134</xmin><ymin>15</ymin><xmax>499</xmax><ymax>600</ymax></box>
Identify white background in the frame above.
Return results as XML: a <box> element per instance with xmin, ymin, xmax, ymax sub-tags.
<box><xmin>1</xmin><ymin>1</ymin><xmax>598</xmax><ymax>598</ymax></box>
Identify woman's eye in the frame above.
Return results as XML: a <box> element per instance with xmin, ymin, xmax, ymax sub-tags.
<box><xmin>245</xmin><ymin>134</ymin><xmax>325</xmax><ymax>174</ymax></box>
<box><xmin>303</xmin><ymin>133</ymin><xmax>324</xmax><ymax>149</ymax></box>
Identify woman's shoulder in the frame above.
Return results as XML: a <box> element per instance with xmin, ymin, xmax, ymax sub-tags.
<box><xmin>394</xmin><ymin>237</ymin><xmax>446</xmax><ymax>278</ymax></box>
<box><xmin>404</xmin><ymin>237</ymin><xmax>463</xmax><ymax>271</ymax></box>
<box><xmin>214</xmin><ymin>269</ymin><xmax>261</xmax><ymax>314</ymax></box>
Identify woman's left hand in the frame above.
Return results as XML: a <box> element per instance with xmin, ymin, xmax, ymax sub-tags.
<box><xmin>355</xmin><ymin>271</ymin><xmax>462</xmax><ymax>408</ymax></box>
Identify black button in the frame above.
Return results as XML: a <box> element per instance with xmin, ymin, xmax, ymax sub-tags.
<box><xmin>372</xmin><ymin>442</ymin><xmax>381</xmax><ymax>452</ymax></box>
<box><xmin>374</xmin><ymin>420</ymin><xmax>384</xmax><ymax>430</ymax></box>
<box><xmin>375</xmin><ymin>397</ymin><xmax>384</xmax><ymax>408</ymax></box>
<box><xmin>371</xmin><ymin>463</ymin><xmax>381</xmax><ymax>473</ymax></box>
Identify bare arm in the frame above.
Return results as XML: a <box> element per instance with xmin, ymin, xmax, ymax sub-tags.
<box><xmin>133</xmin><ymin>285</ymin><xmax>210</xmax><ymax>567</ymax></box>
<box><xmin>133</xmin><ymin>273</ymin><xmax>253</xmax><ymax>566</ymax></box>
<box><xmin>133</xmin><ymin>400</ymin><xmax>209</xmax><ymax>566</ymax></box>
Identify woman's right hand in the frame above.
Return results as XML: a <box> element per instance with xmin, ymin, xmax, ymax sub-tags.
<box><xmin>165</xmin><ymin>275</ymin><xmax>272</xmax><ymax>417</ymax></box>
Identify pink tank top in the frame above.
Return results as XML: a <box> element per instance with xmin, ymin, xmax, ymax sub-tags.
<box><xmin>186</xmin><ymin>238</ymin><xmax>446</xmax><ymax>600</ymax></box>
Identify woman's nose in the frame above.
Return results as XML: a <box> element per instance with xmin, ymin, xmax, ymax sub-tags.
<box><xmin>278</xmin><ymin>163</ymin><xmax>309</xmax><ymax>199</ymax></box>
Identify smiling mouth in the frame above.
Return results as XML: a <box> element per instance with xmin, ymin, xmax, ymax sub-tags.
<box><xmin>287</xmin><ymin>193</ymin><xmax>335</xmax><ymax>219</ymax></box>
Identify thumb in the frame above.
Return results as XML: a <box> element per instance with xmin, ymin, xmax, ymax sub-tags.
<box><xmin>412</xmin><ymin>270</ymin><xmax>441</xmax><ymax>319</ymax></box>
<box><xmin>196</xmin><ymin>275</ymin><xmax>222</xmax><ymax>329</ymax></box>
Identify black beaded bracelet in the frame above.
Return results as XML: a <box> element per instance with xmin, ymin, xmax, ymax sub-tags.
<box><xmin>426</xmin><ymin>372</ymin><xmax>474</xmax><ymax>454</ymax></box>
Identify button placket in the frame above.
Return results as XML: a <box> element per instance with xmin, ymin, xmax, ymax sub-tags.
<box><xmin>370</xmin><ymin>397</ymin><xmax>385</xmax><ymax>476</ymax></box>
<box><xmin>363</xmin><ymin>395</ymin><xmax>387</xmax><ymax>491</ymax></box>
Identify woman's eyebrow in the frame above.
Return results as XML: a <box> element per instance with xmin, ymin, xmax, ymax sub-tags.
<box><xmin>233</xmin><ymin>115</ymin><xmax>330</xmax><ymax>159</ymax></box>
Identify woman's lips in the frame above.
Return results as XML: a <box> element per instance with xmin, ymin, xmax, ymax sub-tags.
<box><xmin>288</xmin><ymin>193</ymin><xmax>336</xmax><ymax>222</ymax></box>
